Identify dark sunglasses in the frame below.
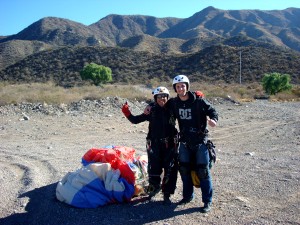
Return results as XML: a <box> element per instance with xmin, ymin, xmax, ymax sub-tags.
<box><xmin>156</xmin><ymin>94</ymin><xmax>168</xmax><ymax>99</ymax></box>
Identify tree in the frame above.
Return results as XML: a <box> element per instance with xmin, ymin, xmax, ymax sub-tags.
<box><xmin>261</xmin><ymin>72</ymin><xmax>292</xmax><ymax>95</ymax></box>
<box><xmin>80</xmin><ymin>63</ymin><xmax>112</xmax><ymax>85</ymax></box>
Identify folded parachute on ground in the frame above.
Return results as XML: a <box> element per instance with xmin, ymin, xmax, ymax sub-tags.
<box><xmin>82</xmin><ymin>146</ymin><xmax>136</xmax><ymax>184</ymax></box>
<box><xmin>56</xmin><ymin>145</ymin><xmax>147</xmax><ymax>208</ymax></box>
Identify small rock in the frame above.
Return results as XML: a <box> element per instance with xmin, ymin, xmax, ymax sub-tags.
<box><xmin>20</xmin><ymin>113</ymin><xmax>30</xmax><ymax>120</ymax></box>
<box><xmin>245</xmin><ymin>152</ymin><xmax>255</xmax><ymax>156</ymax></box>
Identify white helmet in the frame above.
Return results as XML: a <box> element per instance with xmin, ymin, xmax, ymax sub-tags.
<box><xmin>172</xmin><ymin>75</ymin><xmax>190</xmax><ymax>92</ymax></box>
<box><xmin>152</xmin><ymin>86</ymin><xmax>170</xmax><ymax>97</ymax></box>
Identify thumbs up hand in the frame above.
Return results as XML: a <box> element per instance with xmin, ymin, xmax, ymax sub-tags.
<box><xmin>122</xmin><ymin>101</ymin><xmax>131</xmax><ymax>117</ymax></box>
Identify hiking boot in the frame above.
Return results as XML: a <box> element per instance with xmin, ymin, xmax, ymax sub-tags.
<box><xmin>201</xmin><ymin>202</ymin><xmax>212</xmax><ymax>213</ymax></box>
<box><xmin>177</xmin><ymin>196</ymin><xmax>194</xmax><ymax>205</ymax></box>
<box><xmin>163</xmin><ymin>194</ymin><xmax>171</xmax><ymax>205</ymax></box>
<box><xmin>146</xmin><ymin>185</ymin><xmax>161</xmax><ymax>198</ymax></box>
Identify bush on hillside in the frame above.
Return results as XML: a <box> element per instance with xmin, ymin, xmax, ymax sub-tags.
<box><xmin>80</xmin><ymin>63</ymin><xmax>112</xmax><ymax>85</ymax></box>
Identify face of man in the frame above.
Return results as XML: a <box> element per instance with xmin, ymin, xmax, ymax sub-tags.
<box><xmin>156</xmin><ymin>94</ymin><xmax>168</xmax><ymax>107</ymax></box>
<box><xmin>175</xmin><ymin>82</ymin><xmax>187</xmax><ymax>97</ymax></box>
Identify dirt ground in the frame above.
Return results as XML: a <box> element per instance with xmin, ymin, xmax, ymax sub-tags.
<box><xmin>0</xmin><ymin>98</ymin><xmax>299</xmax><ymax>225</ymax></box>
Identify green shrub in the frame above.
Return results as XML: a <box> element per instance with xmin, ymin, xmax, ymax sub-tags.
<box><xmin>262</xmin><ymin>72</ymin><xmax>292</xmax><ymax>95</ymax></box>
<box><xmin>80</xmin><ymin>63</ymin><xmax>112</xmax><ymax>85</ymax></box>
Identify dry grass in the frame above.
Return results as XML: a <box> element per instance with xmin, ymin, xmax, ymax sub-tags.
<box><xmin>0</xmin><ymin>82</ymin><xmax>154</xmax><ymax>106</ymax></box>
<box><xmin>0</xmin><ymin>81</ymin><xmax>299</xmax><ymax>106</ymax></box>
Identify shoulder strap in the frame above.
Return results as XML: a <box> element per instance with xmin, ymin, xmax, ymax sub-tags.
<box><xmin>172</xmin><ymin>97</ymin><xmax>180</xmax><ymax>119</ymax></box>
<box><xmin>195</xmin><ymin>98</ymin><xmax>206</xmax><ymax>134</ymax></box>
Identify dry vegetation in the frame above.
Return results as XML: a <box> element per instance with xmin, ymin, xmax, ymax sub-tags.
<box><xmin>1</xmin><ymin>45</ymin><xmax>300</xmax><ymax>88</ymax></box>
<box><xmin>1</xmin><ymin>81</ymin><xmax>299</xmax><ymax>106</ymax></box>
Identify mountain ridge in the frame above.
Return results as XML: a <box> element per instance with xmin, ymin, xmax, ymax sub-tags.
<box><xmin>0</xmin><ymin>7</ymin><xmax>299</xmax><ymax>86</ymax></box>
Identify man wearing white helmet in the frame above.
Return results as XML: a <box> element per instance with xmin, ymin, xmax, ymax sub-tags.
<box><xmin>169</xmin><ymin>74</ymin><xmax>218</xmax><ymax>213</ymax></box>
<box><xmin>122</xmin><ymin>86</ymin><xmax>178</xmax><ymax>205</ymax></box>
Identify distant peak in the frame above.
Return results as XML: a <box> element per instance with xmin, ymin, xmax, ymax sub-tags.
<box><xmin>191</xmin><ymin>6</ymin><xmax>220</xmax><ymax>17</ymax></box>
<box><xmin>204</xmin><ymin>6</ymin><xmax>217</xmax><ymax>10</ymax></box>
<box><xmin>202</xmin><ymin>6</ymin><xmax>219</xmax><ymax>12</ymax></box>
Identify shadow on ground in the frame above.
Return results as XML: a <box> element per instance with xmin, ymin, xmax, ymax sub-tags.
<box><xmin>0</xmin><ymin>183</ymin><xmax>200</xmax><ymax>225</ymax></box>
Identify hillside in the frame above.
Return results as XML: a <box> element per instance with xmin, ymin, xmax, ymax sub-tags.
<box><xmin>0</xmin><ymin>7</ymin><xmax>300</xmax><ymax>85</ymax></box>
<box><xmin>1</xmin><ymin>41</ymin><xmax>299</xmax><ymax>87</ymax></box>
<box><xmin>0</xmin><ymin>40</ymin><xmax>52</xmax><ymax>69</ymax></box>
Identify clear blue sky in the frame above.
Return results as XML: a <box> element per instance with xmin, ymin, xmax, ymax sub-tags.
<box><xmin>1</xmin><ymin>0</ymin><xmax>299</xmax><ymax>36</ymax></box>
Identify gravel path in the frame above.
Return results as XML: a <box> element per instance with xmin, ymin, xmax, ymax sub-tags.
<box><xmin>0</xmin><ymin>98</ymin><xmax>299</xmax><ymax>225</ymax></box>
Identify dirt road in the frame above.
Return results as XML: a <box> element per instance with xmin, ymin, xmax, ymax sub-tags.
<box><xmin>0</xmin><ymin>99</ymin><xmax>299</xmax><ymax>225</ymax></box>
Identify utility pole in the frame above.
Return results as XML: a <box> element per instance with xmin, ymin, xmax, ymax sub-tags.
<box><xmin>239</xmin><ymin>50</ymin><xmax>242</xmax><ymax>84</ymax></box>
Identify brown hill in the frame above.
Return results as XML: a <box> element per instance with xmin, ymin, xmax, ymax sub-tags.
<box><xmin>1</xmin><ymin>7</ymin><xmax>299</xmax><ymax>54</ymax></box>
<box><xmin>0</xmin><ymin>40</ymin><xmax>52</xmax><ymax>69</ymax></box>
<box><xmin>158</xmin><ymin>7</ymin><xmax>300</xmax><ymax>50</ymax></box>
<box><xmin>89</xmin><ymin>14</ymin><xmax>182</xmax><ymax>46</ymax></box>
<box><xmin>119</xmin><ymin>34</ymin><xmax>185</xmax><ymax>54</ymax></box>
<box><xmin>0</xmin><ymin>7</ymin><xmax>300</xmax><ymax>85</ymax></box>
<box><xmin>1</xmin><ymin>42</ymin><xmax>299</xmax><ymax>87</ymax></box>
<box><xmin>2</xmin><ymin>17</ymin><xmax>100</xmax><ymax>46</ymax></box>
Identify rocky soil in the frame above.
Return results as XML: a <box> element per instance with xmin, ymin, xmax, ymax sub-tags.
<box><xmin>0</xmin><ymin>98</ymin><xmax>299</xmax><ymax>225</ymax></box>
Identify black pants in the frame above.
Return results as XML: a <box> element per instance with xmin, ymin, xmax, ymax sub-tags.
<box><xmin>147</xmin><ymin>140</ymin><xmax>178</xmax><ymax>195</ymax></box>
